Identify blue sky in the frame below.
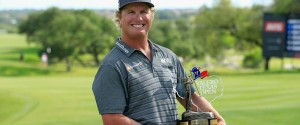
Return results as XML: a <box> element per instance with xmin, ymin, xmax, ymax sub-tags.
<box><xmin>0</xmin><ymin>0</ymin><xmax>273</xmax><ymax>10</ymax></box>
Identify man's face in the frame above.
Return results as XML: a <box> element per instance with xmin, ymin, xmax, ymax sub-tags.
<box><xmin>119</xmin><ymin>3</ymin><xmax>153</xmax><ymax>38</ymax></box>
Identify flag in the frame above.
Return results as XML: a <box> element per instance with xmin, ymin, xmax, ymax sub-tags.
<box><xmin>201</xmin><ymin>70</ymin><xmax>209</xmax><ymax>79</ymax></box>
<box><xmin>191</xmin><ymin>67</ymin><xmax>201</xmax><ymax>80</ymax></box>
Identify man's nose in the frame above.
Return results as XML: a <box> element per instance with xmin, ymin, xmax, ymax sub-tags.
<box><xmin>136</xmin><ymin>13</ymin><xmax>143</xmax><ymax>20</ymax></box>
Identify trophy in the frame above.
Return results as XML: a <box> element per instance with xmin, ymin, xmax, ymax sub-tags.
<box><xmin>177</xmin><ymin>66</ymin><xmax>223</xmax><ymax>125</ymax></box>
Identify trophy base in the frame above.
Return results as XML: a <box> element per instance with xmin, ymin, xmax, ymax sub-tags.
<box><xmin>177</xmin><ymin>119</ymin><xmax>217</xmax><ymax>125</ymax></box>
<box><xmin>177</xmin><ymin>111</ymin><xmax>218</xmax><ymax>125</ymax></box>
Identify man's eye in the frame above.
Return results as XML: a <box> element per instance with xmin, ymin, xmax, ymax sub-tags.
<box><xmin>141</xmin><ymin>11</ymin><xmax>149</xmax><ymax>13</ymax></box>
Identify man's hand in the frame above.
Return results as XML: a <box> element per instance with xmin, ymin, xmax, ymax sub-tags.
<box><xmin>218</xmin><ymin>119</ymin><xmax>226</xmax><ymax>125</ymax></box>
<box><xmin>192</xmin><ymin>93</ymin><xmax>227</xmax><ymax>125</ymax></box>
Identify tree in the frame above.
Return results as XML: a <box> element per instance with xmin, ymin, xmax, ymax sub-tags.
<box><xmin>19</xmin><ymin>8</ymin><xmax>76</xmax><ymax>71</ymax></box>
<box><xmin>233</xmin><ymin>5</ymin><xmax>265</xmax><ymax>50</ymax></box>
<box><xmin>194</xmin><ymin>0</ymin><xmax>236</xmax><ymax>60</ymax></box>
<box><xmin>272</xmin><ymin>0</ymin><xmax>300</xmax><ymax>13</ymax></box>
<box><xmin>72</xmin><ymin>10</ymin><xmax>118</xmax><ymax>66</ymax></box>
<box><xmin>193</xmin><ymin>0</ymin><xmax>266</xmax><ymax>61</ymax></box>
<box><xmin>19</xmin><ymin>8</ymin><xmax>117</xmax><ymax>71</ymax></box>
<box><xmin>173</xmin><ymin>18</ymin><xmax>195</xmax><ymax>58</ymax></box>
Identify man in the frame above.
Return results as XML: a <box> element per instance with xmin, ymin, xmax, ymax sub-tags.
<box><xmin>92</xmin><ymin>0</ymin><xmax>226</xmax><ymax>124</ymax></box>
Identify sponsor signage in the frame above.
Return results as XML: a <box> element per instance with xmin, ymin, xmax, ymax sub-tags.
<box><xmin>286</xmin><ymin>14</ymin><xmax>300</xmax><ymax>52</ymax></box>
<box><xmin>262</xmin><ymin>13</ymin><xmax>286</xmax><ymax>57</ymax></box>
<box><xmin>264</xmin><ymin>21</ymin><xmax>285</xmax><ymax>32</ymax></box>
<box><xmin>263</xmin><ymin>13</ymin><xmax>300</xmax><ymax>58</ymax></box>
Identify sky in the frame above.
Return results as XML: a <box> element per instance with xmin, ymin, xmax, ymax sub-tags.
<box><xmin>0</xmin><ymin>0</ymin><xmax>273</xmax><ymax>10</ymax></box>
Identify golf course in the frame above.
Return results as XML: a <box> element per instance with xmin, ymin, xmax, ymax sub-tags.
<box><xmin>1</xmin><ymin>34</ymin><xmax>300</xmax><ymax>125</ymax></box>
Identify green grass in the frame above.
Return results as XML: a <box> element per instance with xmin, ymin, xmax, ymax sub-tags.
<box><xmin>1</xmin><ymin>33</ymin><xmax>300</xmax><ymax>125</ymax></box>
<box><xmin>176</xmin><ymin>72</ymin><xmax>300</xmax><ymax>125</ymax></box>
<box><xmin>1</xmin><ymin>72</ymin><xmax>300</xmax><ymax>125</ymax></box>
<box><xmin>0</xmin><ymin>34</ymin><xmax>98</xmax><ymax>77</ymax></box>
<box><xmin>0</xmin><ymin>77</ymin><xmax>101</xmax><ymax>125</ymax></box>
<box><xmin>221</xmin><ymin>73</ymin><xmax>300</xmax><ymax>125</ymax></box>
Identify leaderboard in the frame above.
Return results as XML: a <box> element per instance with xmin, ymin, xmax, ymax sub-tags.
<box><xmin>286</xmin><ymin>17</ymin><xmax>300</xmax><ymax>51</ymax></box>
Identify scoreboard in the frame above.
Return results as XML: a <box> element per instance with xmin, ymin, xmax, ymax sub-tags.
<box><xmin>286</xmin><ymin>15</ymin><xmax>300</xmax><ymax>52</ymax></box>
<box><xmin>263</xmin><ymin>13</ymin><xmax>300</xmax><ymax>58</ymax></box>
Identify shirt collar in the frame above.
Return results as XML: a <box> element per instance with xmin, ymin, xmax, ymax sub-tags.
<box><xmin>148</xmin><ymin>39</ymin><xmax>158</xmax><ymax>53</ymax></box>
<box><xmin>115</xmin><ymin>37</ymin><xmax>158</xmax><ymax>57</ymax></box>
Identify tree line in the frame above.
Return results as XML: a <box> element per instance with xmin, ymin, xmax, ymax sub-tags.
<box><xmin>19</xmin><ymin>8</ymin><xmax>118</xmax><ymax>71</ymax></box>
<box><xmin>18</xmin><ymin>0</ymin><xmax>300</xmax><ymax>71</ymax></box>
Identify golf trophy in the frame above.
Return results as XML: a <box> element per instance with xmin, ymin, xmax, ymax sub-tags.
<box><xmin>177</xmin><ymin>66</ymin><xmax>223</xmax><ymax>125</ymax></box>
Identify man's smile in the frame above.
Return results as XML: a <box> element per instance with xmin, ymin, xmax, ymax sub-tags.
<box><xmin>132</xmin><ymin>24</ymin><xmax>145</xmax><ymax>28</ymax></box>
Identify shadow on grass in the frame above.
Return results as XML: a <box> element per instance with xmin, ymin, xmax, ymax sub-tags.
<box><xmin>1</xmin><ymin>47</ymin><xmax>40</xmax><ymax>63</ymax></box>
<box><xmin>0</xmin><ymin>65</ymin><xmax>53</xmax><ymax>77</ymax></box>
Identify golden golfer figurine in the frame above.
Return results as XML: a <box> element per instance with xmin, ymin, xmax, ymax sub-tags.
<box><xmin>177</xmin><ymin>67</ymin><xmax>223</xmax><ymax>125</ymax></box>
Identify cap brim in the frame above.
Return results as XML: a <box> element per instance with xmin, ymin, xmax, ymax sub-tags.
<box><xmin>119</xmin><ymin>2</ymin><xmax>154</xmax><ymax>10</ymax></box>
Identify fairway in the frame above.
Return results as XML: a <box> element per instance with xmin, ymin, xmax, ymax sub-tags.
<box><xmin>1</xmin><ymin>73</ymin><xmax>300</xmax><ymax>125</ymax></box>
<box><xmin>1</xmin><ymin>34</ymin><xmax>300</xmax><ymax>125</ymax></box>
<box><xmin>0</xmin><ymin>77</ymin><xmax>101</xmax><ymax>125</ymax></box>
<box><xmin>218</xmin><ymin>73</ymin><xmax>300</xmax><ymax>125</ymax></box>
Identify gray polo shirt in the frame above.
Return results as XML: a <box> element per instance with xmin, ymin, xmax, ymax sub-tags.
<box><xmin>92</xmin><ymin>38</ymin><xmax>191</xmax><ymax>125</ymax></box>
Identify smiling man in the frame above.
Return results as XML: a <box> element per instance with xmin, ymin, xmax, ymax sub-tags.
<box><xmin>92</xmin><ymin>0</ymin><xmax>226</xmax><ymax>125</ymax></box>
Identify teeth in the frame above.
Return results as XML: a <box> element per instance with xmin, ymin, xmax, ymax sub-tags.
<box><xmin>133</xmin><ymin>24</ymin><xmax>143</xmax><ymax>28</ymax></box>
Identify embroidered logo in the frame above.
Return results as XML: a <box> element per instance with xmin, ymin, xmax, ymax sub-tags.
<box><xmin>116</xmin><ymin>42</ymin><xmax>129</xmax><ymax>53</ymax></box>
<box><xmin>126</xmin><ymin>62</ymin><xmax>143</xmax><ymax>71</ymax></box>
<box><xmin>161</xmin><ymin>58</ymin><xmax>171</xmax><ymax>64</ymax></box>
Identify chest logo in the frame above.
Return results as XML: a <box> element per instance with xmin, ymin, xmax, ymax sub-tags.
<box><xmin>126</xmin><ymin>62</ymin><xmax>143</xmax><ymax>71</ymax></box>
<box><xmin>161</xmin><ymin>58</ymin><xmax>171</xmax><ymax>64</ymax></box>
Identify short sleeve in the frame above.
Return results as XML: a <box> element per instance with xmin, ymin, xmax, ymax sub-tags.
<box><xmin>92</xmin><ymin>64</ymin><xmax>127</xmax><ymax>114</ymax></box>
